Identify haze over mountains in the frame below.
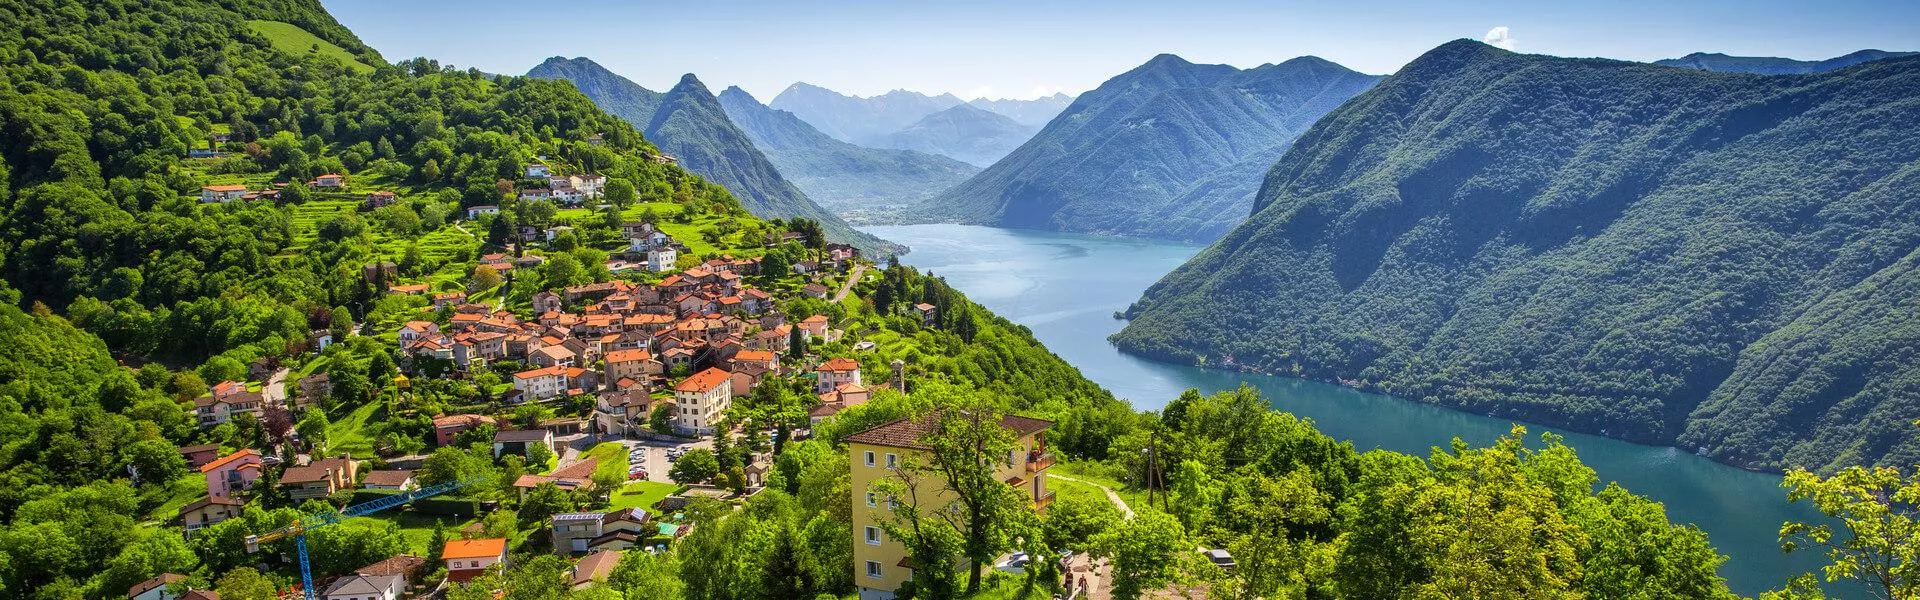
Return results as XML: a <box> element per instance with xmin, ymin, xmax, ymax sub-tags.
<box><xmin>716</xmin><ymin>86</ymin><xmax>980</xmax><ymax>223</ymax></box>
<box><xmin>873</xmin><ymin>103</ymin><xmax>1037</xmax><ymax>167</ymax></box>
<box><xmin>1655</xmin><ymin>49</ymin><xmax>1916</xmax><ymax>74</ymax></box>
<box><xmin>1114</xmin><ymin>40</ymin><xmax>1920</xmax><ymax>472</ymax></box>
<box><xmin>527</xmin><ymin>57</ymin><xmax>898</xmax><ymax>254</ymax></box>
<box><xmin>913</xmin><ymin>54</ymin><xmax>1381</xmax><ymax>241</ymax></box>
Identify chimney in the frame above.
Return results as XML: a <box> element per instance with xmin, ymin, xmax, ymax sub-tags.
<box><xmin>891</xmin><ymin>359</ymin><xmax>906</xmax><ymax>394</ymax></box>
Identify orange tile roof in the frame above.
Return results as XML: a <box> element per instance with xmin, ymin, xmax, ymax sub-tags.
<box><xmin>198</xmin><ymin>449</ymin><xmax>260</xmax><ymax>473</ymax></box>
<box><xmin>733</xmin><ymin>350</ymin><xmax>775</xmax><ymax>363</ymax></box>
<box><xmin>675</xmin><ymin>367</ymin><xmax>731</xmax><ymax>393</ymax></box>
<box><xmin>605</xmin><ymin>349</ymin><xmax>653</xmax><ymax>363</ymax></box>
<box><xmin>441</xmin><ymin>537</ymin><xmax>507</xmax><ymax>560</ymax></box>
<box><xmin>846</xmin><ymin>412</ymin><xmax>1052</xmax><ymax>450</ymax></box>
<box><xmin>819</xmin><ymin>357</ymin><xmax>860</xmax><ymax>372</ymax></box>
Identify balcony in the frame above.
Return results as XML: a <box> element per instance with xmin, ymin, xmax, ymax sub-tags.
<box><xmin>1034</xmin><ymin>490</ymin><xmax>1056</xmax><ymax>511</ymax></box>
<box><xmin>1025</xmin><ymin>452</ymin><xmax>1055</xmax><ymax>474</ymax></box>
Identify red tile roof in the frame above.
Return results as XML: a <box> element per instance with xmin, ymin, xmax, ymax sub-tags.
<box><xmin>675</xmin><ymin>367</ymin><xmax>731</xmax><ymax>393</ymax></box>
<box><xmin>845</xmin><ymin>411</ymin><xmax>1052</xmax><ymax>450</ymax></box>
<box><xmin>818</xmin><ymin>357</ymin><xmax>860</xmax><ymax>372</ymax></box>
<box><xmin>198</xmin><ymin>449</ymin><xmax>260</xmax><ymax>473</ymax></box>
<box><xmin>442</xmin><ymin>537</ymin><xmax>507</xmax><ymax>560</ymax></box>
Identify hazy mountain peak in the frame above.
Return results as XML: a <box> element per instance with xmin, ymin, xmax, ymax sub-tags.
<box><xmin>1654</xmin><ymin>48</ymin><xmax>1917</xmax><ymax>74</ymax></box>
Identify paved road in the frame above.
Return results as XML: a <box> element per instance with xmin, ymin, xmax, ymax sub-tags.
<box><xmin>1052</xmin><ymin>474</ymin><xmax>1134</xmax><ymax>519</ymax></box>
<box><xmin>263</xmin><ymin>367</ymin><xmax>290</xmax><ymax>406</ymax></box>
<box><xmin>830</xmin><ymin>263</ymin><xmax>867</xmax><ymax>302</ymax></box>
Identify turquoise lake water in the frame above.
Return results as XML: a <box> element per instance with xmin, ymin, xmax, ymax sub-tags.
<box><xmin>865</xmin><ymin>223</ymin><xmax>1835</xmax><ymax>597</ymax></box>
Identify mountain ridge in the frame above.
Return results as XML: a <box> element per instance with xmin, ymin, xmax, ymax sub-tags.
<box><xmin>1113</xmin><ymin>39</ymin><xmax>1920</xmax><ymax>472</ymax></box>
<box><xmin>1654</xmin><ymin>48</ymin><xmax>1916</xmax><ymax>74</ymax></box>
<box><xmin>912</xmin><ymin>53</ymin><xmax>1381</xmax><ymax>241</ymax></box>
<box><xmin>529</xmin><ymin>57</ymin><xmax>900</xmax><ymax>254</ymax></box>
<box><xmin>870</xmin><ymin>103</ymin><xmax>1037</xmax><ymax>167</ymax></box>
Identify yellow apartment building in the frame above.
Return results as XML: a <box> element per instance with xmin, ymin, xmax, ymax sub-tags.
<box><xmin>847</xmin><ymin>412</ymin><xmax>1056</xmax><ymax>600</ymax></box>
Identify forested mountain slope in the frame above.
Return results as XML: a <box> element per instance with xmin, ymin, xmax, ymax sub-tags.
<box><xmin>1113</xmin><ymin>40</ymin><xmax>1920</xmax><ymax>472</ymax></box>
<box><xmin>914</xmin><ymin>54</ymin><xmax>1380</xmax><ymax>241</ymax></box>
<box><xmin>716</xmin><ymin>86</ymin><xmax>978</xmax><ymax>222</ymax></box>
<box><xmin>528</xmin><ymin>58</ymin><xmax>899</xmax><ymax>254</ymax></box>
<box><xmin>1655</xmin><ymin>49</ymin><xmax>1915</xmax><ymax>74</ymax></box>
<box><xmin>871</xmin><ymin>103</ymin><xmax>1037</xmax><ymax>167</ymax></box>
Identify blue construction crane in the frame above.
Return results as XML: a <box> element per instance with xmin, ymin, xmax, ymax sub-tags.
<box><xmin>246</xmin><ymin>477</ymin><xmax>481</xmax><ymax>600</ymax></box>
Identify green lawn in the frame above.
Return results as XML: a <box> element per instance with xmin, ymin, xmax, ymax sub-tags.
<box><xmin>607</xmin><ymin>481</ymin><xmax>682</xmax><ymax>512</ymax></box>
<box><xmin>365</xmin><ymin>512</ymin><xmax>475</xmax><ymax>555</ymax></box>
<box><xmin>246</xmin><ymin>20</ymin><xmax>374</xmax><ymax>73</ymax></box>
<box><xmin>326</xmin><ymin>396</ymin><xmax>385</xmax><ymax>458</ymax></box>
<box><xmin>143</xmin><ymin>474</ymin><xmax>209</xmax><ymax>522</ymax></box>
<box><xmin>1050</xmin><ymin>460</ymin><xmax>1150</xmax><ymax>512</ymax></box>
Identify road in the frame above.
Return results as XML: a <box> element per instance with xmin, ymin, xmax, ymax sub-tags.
<box><xmin>831</xmin><ymin>263</ymin><xmax>867</xmax><ymax>302</ymax></box>
<box><xmin>1051</xmin><ymin>474</ymin><xmax>1134</xmax><ymax>519</ymax></box>
<box><xmin>263</xmin><ymin>367</ymin><xmax>289</xmax><ymax>406</ymax></box>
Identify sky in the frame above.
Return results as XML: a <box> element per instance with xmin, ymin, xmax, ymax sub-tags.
<box><xmin>321</xmin><ymin>0</ymin><xmax>1919</xmax><ymax>102</ymax></box>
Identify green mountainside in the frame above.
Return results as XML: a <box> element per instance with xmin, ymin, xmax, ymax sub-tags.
<box><xmin>1655</xmin><ymin>49</ymin><xmax>1915</xmax><ymax>74</ymax></box>
<box><xmin>1114</xmin><ymin>40</ymin><xmax>1920</xmax><ymax>472</ymax></box>
<box><xmin>716</xmin><ymin>86</ymin><xmax>979</xmax><ymax>222</ymax></box>
<box><xmin>527</xmin><ymin>58</ymin><xmax>899</xmax><ymax>255</ymax></box>
<box><xmin>871</xmin><ymin>103</ymin><xmax>1037</xmax><ymax>167</ymax></box>
<box><xmin>913</xmin><ymin>54</ymin><xmax>1380</xmax><ymax>241</ymax></box>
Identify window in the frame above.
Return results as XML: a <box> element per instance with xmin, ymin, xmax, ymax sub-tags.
<box><xmin>885</xmin><ymin>453</ymin><xmax>898</xmax><ymax>468</ymax></box>
<box><xmin>866</xmin><ymin>492</ymin><xmax>876</xmax><ymax>508</ymax></box>
<box><xmin>863</xmin><ymin>451</ymin><xmax>875</xmax><ymax>467</ymax></box>
<box><xmin>866</xmin><ymin>560</ymin><xmax>883</xmax><ymax>578</ymax></box>
<box><xmin>865</xmin><ymin>526</ymin><xmax>881</xmax><ymax>545</ymax></box>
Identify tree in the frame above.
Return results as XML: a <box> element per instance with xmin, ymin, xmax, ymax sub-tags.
<box><xmin>420</xmin><ymin>446</ymin><xmax>496</xmax><ymax>488</ymax></box>
<box><xmin>426</xmin><ymin>520</ymin><xmax>448</xmax><ymax>565</ymax></box>
<box><xmin>366</xmin><ymin>350</ymin><xmax>397</xmax><ymax>386</ymax></box>
<box><xmin>1777</xmin><ymin>465</ymin><xmax>1918</xmax><ymax>600</ymax></box>
<box><xmin>604</xmin><ymin>178</ymin><xmax>638</xmax><ymax>207</ymax></box>
<box><xmin>121</xmin><ymin>439</ymin><xmax>189</xmax><ymax>487</ymax></box>
<box><xmin>787</xmin><ymin>324</ymin><xmax>805</xmax><ymax>359</ymax></box>
<box><xmin>526</xmin><ymin>440</ymin><xmax>556</xmax><ymax>471</ymax></box>
<box><xmin>520</xmin><ymin>482</ymin><xmax>575</xmax><ymax>526</ymax></box>
<box><xmin>608</xmin><ymin>550</ymin><xmax>683</xmax><ymax>600</ymax></box>
<box><xmin>214</xmin><ymin>566</ymin><xmax>278</xmax><ymax>600</ymax></box>
<box><xmin>1094</xmin><ymin>511</ymin><xmax>1192</xmax><ymax>600</ymax></box>
<box><xmin>917</xmin><ymin>392</ymin><xmax>1033</xmax><ymax>594</ymax></box>
<box><xmin>329</xmin><ymin>306</ymin><xmax>353</xmax><ymax>341</ymax></box>
<box><xmin>649</xmin><ymin>403</ymin><xmax>676</xmax><ymax>435</ymax></box>
<box><xmin>472</xmin><ymin>264</ymin><xmax>503</xmax><ymax>291</ymax></box>
<box><xmin>296</xmin><ymin>409</ymin><xmax>331</xmax><ymax>454</ymax></box>
<box><xmin>670</xmin><ymin>448</ymin><xmax>721</xmax><ymax>484</ymax></box>
<box><xmin>1042</xmin><ymin>493</ymin><xmax>1122</xmax><ymax>552</ymax></box>
<box><xmin>543</xmin><ymin>252</ymin><xmax>585</xmax><ymax>288</ymax></box>
<box><xmin>872</xmin><ymin>464</ymin><xmax>966</xmax><ymax>600</ymax></box>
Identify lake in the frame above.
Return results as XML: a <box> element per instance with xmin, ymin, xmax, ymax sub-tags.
<box><xmin>865</xmin><ymin>223</ymin><xmax>1832</xmax><ymax>597</ymax></box>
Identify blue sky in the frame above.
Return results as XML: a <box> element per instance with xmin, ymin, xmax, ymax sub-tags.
<box><xmin>322</xmin><ymin>0</ymin><xmax>1918</xmax><ymax>101</ymax></box>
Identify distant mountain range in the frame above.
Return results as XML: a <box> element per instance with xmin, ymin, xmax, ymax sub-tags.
<box><xmin>770</xmin><ymin>83</ymin><xmax>967</xmax><ymax>144</ymax></box>
<box><xmin>912</xmin><ymin>54</ymin><xmax>1380</xmax><ymax>241</ymax></box>
<box><xmin>527</xmin><ymin>57</ymin><xmax>898</xmax><ymax>254</ymax></box>
<box><xmin>1655</xmin><ymin>49</ymin><xmax>1915</xmax><ymax>74</ymax></box>
<box><xmin>1114</xmin><ymin>40</ymin><xmax>1920</xmax><ymax>472</ymax></box>
<box><xmin>716</xmin><ymin>86</ymin><xmax>980</xmax><ymax>223</ymax></box>
<box><xmin>870</xmin><ymin>103</ymin><xmax>1037</xmax><ymax>167</ymax></box>
<box><xmin>968</xmin><ymin>93</ymin><xmax>1076</xmax><ymax>127</ymax></box>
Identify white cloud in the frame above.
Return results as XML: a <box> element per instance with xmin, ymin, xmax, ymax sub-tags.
<box><xmin>1483</xmin><ymin>26</ymin><xmax>1516</xmax><ymax>50</ymax></box>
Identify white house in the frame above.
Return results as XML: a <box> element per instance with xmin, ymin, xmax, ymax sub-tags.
<box><xmin>647</xmin><ymin>247</ymin><xmax>678</xmax><ymax>272</ymax></box>
<box><xmin>443</xmin><ymin>538</ymin><xmax>508</xmax><ymax>583</ymax></box>
<box><xmin>525</xmin><ymin>163</ymin><xmax>551</xmax><ymax>178</ymax></box>
<box><xmin>322</xmin><ymin>574</ymin><xmax>403</xmax><ymax>600</ymax></box>
<box><xmin>200</xmin><ymin>185</ymin><xmax>248</xmax><ymax>203</ymax></box>
<box><xmin>513</xmin><ymin>365</ymin><xmax>573</xmax><ymax>401</ymax></box>
<box><xmin>466</xmin><ymin>205</ymin><xmax>500</xmax><ymax>219</ymax></box>
<box><xmin>672</xmin><ymin>367</ymin><xmax>733</xmax><ymax>434</ymax></box>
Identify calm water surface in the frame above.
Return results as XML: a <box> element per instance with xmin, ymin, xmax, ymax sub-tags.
<box><xmin>866</xmin><ymin>223</ymin><xmax>1831</xmax><ymax>597</ymax></box>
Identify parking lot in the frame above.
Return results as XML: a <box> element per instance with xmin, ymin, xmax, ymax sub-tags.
<box><xmin>616</xmin><ymin>437</ymin><xmax>712</xmax><ymax>483</ymax></box>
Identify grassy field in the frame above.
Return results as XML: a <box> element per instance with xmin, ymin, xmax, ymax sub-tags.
<box><xmin>143</xmin><ymin>475</ymin><xmax>209</xmax><ymax>523</ymax></box>
<box><xmin>608</xmin><ymin>481</ymin><xmax>682</xmax><ymax>512</ymax></box>
<box><xmin>246</xmin><ymin>20</ymin><xmax>374</xmax><ymax>73</ymax></box>
<box><xmin>326</xmin><ymin>395</ymin><xmax>385</xmax><ymax>458</ymax></box>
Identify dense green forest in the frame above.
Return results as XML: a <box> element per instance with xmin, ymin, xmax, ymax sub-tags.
<box><xmin>912</xmin><ymin>54</ymin><xmax>1379</xmax><ymax>241</ymax></box>
<box><xmin>1114</xmin><ymin>39</ymin><xmax>1920</xmax><ymax>473</ymax></box>
<box><xmin>524</xmin><ymin>57</ymin><xmax>899</xmax><ymax>255</ymax></box>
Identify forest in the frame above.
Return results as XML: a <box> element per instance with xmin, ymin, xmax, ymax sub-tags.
<box><xmin>1115</xmin><ymin>39</ymin><xmax>1920</xmax><ymax>473</ymax></box>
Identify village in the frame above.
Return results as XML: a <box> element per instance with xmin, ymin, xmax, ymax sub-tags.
<box><xmin>148</xmin><ymin>159</ymin><xmax>1082</xmax><ymax>600</ymax></box>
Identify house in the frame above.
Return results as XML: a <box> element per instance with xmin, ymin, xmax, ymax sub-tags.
<box><xmin>586</xmin><ymin>133</ymin><xmax>605</xmax><ymax>146</ymax></box>
<box><xmin>646</xmin><ymin>246</ymin><xmax>677</xmax><ymax>272</ymax></box>
<box><xmin>593</xmin><ymin>387</ymin><xmax>655</xmax><ymax>437</ymax></box>
<box><xmin>513</xmin><ymin>456</ymin><xmax>598</xmax><ymax>497</ymax></box>
<box><xmin>433</xmin><ymin>414</ymin><xmax>491</xmax><ymax>447</ymax></box>
<box><xmin>432</xmin><ymin>291</ymin><xmax>467</xmax><ymax>309</ymax></box>
<box><xmin>179</xmin><ymin>443</ymin><xmax>221</xmax><ymax>469</ymax></box>
<box><xmin>322</xmin><ymin>573</ymin><xmax>403</xmax><ymax>600</ymax></box>
<box><xmin>282</xmin><ymin>456</ymin><xmax>359</xmax><ymax>500</ymax></box>
<box><xmin>513</xmin><ymin>365</ymin><xmax>573</xmax><ymax>401</ymax></box>
<box><xmin>672</xmin><ymin>368</ymin><xmax>733</xmax><ymax>435</ymax></box>
<box><xmin>442</xmin><ymin>537</ymin><xmax>509</xmax><ymax>582</ymax></box>
<box><xmin>466</xmin><ymin>205</ymin><xmax>500</xmax><ymax>219</ymax></box>
<box><xmin>389</xmin><ymin>283</ymin><xmax>430</xmax><ymax>295</ymax></box>
<box><xmin>571</xmin><ymin>550</ymin><xmax>623</xmax><ymax>589</ymax></box>
<box><xmin>816</xmin><ymin>357</ymin><xmax>862</xmax><ymax>393</ymax></box>
<box><xmin>200</xmin><ymin>184</ymin><xmax>248</xmax><ymax>203</ymax></box>
<box><xmin>128</xmin><ymin>574</ymin><xmax>187</xmax><ymax>600</ymax></box>
<box><xmin>798</xmin><ymin>315</ymin><xmax>830</xmax><ymax>342</ymax></box>
<box><xmin>533</xmin><ymin>291</ymin><xmax>564</xmax><ymax>314</ymax></box>
<box><xmin>525</xmin><ymin>163</ymin><xmax>551</xmax><ymax>178</ymax></box>
<box><xmin>848</xmin><ymin>413</ymin><xmax>1055</xmax><ymax>600</ymax></box>
<box><xmin>913</xmin><ymin>303</ymin><xmax>937</xmax><ymax>326</ymax></box>
<box><xmin>362</xmin><ymin>469</ymin><xmax>417</xmax><ymax>491</ymax></box>
<box><xmin>493</xmin><ymin>428</ymin><xmax>555</xmax><ymax>459</ymax></box>
<box><xmin>398</xmin><ymin>321</ymin><xmax>440</xmax><ymax>345</ymax></box>
<box><xmin>354</xmin><ymin>554</ymin><xmax>426</xmax><ymax>583</ymax></box>
<box><xmin>200</xmin><ymin>449</ymin><xmax>262</xmax><ymax>498</ymax></box>
<box><xmin>179</xmin><ymin>496</ymin><xmax>245</xmax><ymax>535</ymax></box>
<box><xmin>802</xmin><ymin>283</ymin><xmax>830</xmax><ymax>299</ymax></box>
<box><xmin>603</xmin><ymin>348</ymin><xmax>662</xmax><ymax>382</ymax></box>
<box><xmin>530</xmin><ymin>344</ymin><xmax>577</xmax><ymax>368</ymax></box>
<box><xmin>518</xmin><ymin>187</ymin><xmax>552</xmax><ymax>202</ymax></box>
<box><xmin>179</xmin><ymin>591</ymin><xmax>219</xmax><ymax>600</ymax></box>
<box><xmin>366</xmin><ymin>191</ymin><xmax>398</xmax><ymax>208</ymax></box>
<box><xmin>309</xmin><ymin>173</ymin><xmax>345</xmax><ymax>188</ymax></box>
<box><xmin>194</xmin><ymin>386</ymin><xmax>264</xmax><ymax>427</ymax></box>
